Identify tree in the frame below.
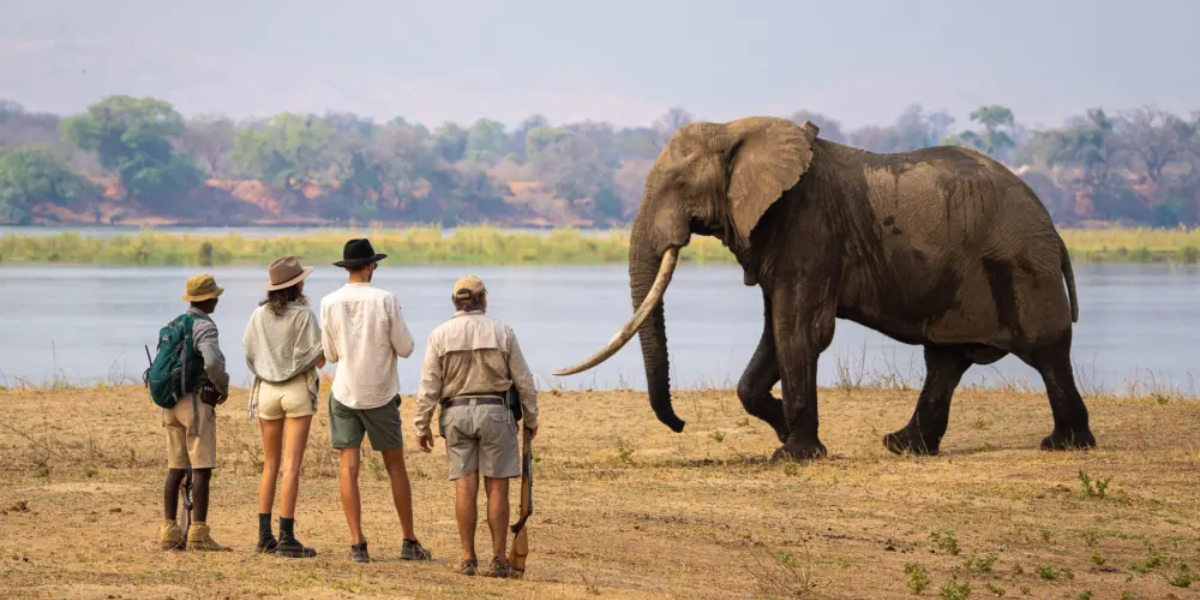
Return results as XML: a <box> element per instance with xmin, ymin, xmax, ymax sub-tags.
<box><xmin>1114</xmin><ymin>106</ymin><xmax>1196</xmax><ymax>189</ymax></box>
<box><xmin>942</xmin><ymin>105</ymin><xmax>1016</xmax><ymax>159</ymax></box>
<box><xmin>430</xmin><ymin>122</ymin><xmax>469</xmax><ymax>163</ymax></box>
<box><xmin>182</xmin><ymin>115</ymin><xmax>235</xmax><ymax>175</ymax></box>
<box><xmin>508</xmin><ymin>114</ymin><xmax>549</xmax><ymax>163</ymax></box>
<box><xmin>464</xmin><ymin>118</ymin><xmax>509</xmax><ymax>165</ymax></box>
<box><xmin>231</xmin><ymin>112</ymin><xmax>338</xmax><ymax>192</ymax></box>
<box><xmin>848</xmin><ymin>104</ymin><xmax>956</xmax><ymax>153</ymax></box>
<box><xmin>653</xmin><ymin>107</ymin><xmax>694</xmax><ymax>146</ymax></box>
<box><xmin>564</xmin><ymin>120</ymin><xmax>620</xmax><ymax>168</ymax></box>
<box><xmin>59</xmin><ymin>95</ymin><xmax>201</xmax><ymax>201</ymax></box>
<box><xmin>0</xmin><ymin>146</ymin><xmax>88</xmax><ymax>223</ymax></box>
<box><xmin>525</xmin><ymin>126</ymin><xmax>611</xmax><ymax>201</ymax></box>
<box><xmin>612</xmin><ymin>126</ymin><xmax>661</xmax><ymax>160</ymax></box>
<box><xmin>322</xmin><ymin>111</ymin><xmax>377</xmax><ymax>137</ymax></box>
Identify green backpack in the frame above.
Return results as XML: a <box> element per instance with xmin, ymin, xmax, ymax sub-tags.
<box><xmin>144</xmin><ymin>313</ymin><xmax>206</xmax><ymax>409</ymax></box>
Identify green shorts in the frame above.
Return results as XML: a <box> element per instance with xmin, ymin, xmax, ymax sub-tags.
<box><xmin>329</xmin><ymin>392</ymin><xmax>404</xmax><ymax>451</ymax></box>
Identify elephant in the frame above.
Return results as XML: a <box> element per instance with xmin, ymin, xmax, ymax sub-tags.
<box><xmin>553</xmin><ymin>115</ymin><xmax>1096</xmax><ymax>461</ymax></box>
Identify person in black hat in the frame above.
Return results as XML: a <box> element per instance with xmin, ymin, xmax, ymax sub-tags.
<box><xmin>319</xmin><ymin>238</ymin><xmax>432</xmax><ymax>563</ymax></box>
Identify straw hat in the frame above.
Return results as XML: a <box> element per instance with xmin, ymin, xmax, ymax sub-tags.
<box><xmin>182</xmin><ymin>274</ymin><xmax>225</xmax><ymax>302</ymax></box>
<box><xmin>265</xmin><ymin>256</ymin><xmax>315</xmax><ymax>291</ymax></box>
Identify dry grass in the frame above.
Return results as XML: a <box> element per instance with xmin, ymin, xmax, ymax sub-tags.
<box><xmin>0</xmin><ymin>383</ymin><xmax>1197</xmax><ymax>599</ymax></box>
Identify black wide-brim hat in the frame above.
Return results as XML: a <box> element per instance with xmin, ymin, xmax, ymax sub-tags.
<box><xmin>333</xmin><ymin>238</ymin><xmax>388</xmax><ymax>268</ymax></box>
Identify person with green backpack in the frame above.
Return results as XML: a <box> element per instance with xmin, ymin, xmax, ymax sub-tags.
<box><xmin>149</xmin><ymin>273</ymin><xmax>231</xmax><ymax>552</ymax></box>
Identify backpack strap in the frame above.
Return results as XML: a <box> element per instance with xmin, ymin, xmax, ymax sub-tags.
<box><xmin>176</xmin><ymin>313</ymin><xmax>201</xmax><ymax>439</ymax></box>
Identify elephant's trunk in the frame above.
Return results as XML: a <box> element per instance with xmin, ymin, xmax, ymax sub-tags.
<box><xmin>630</xmin><ymin>241</ymin><xmax>685</xmax><ymax>432</ymax></box>
<box><xmin>551</xmin><ymin>228</ymin><xmax>686</xmax><ymax>432</ymax></box>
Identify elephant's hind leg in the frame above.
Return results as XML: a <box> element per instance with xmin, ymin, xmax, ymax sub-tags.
<box><xmin>1021</xmin><ymin>332</ymin><xmax>1096</xmax><ymax>451</ymax></box>
<box><xmin>884</xmin><ymin>345</ymin><xmax>972</xmax><ymax>456</ymax></box>
<box><xmin>737</xmin><ymin>295</ymin><xmax>787</xmax><ymax>443</ymax></box>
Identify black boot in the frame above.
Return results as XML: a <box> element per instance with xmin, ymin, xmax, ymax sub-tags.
<box><xmin>277</xmin><ymin>517</ymin><xmax>316</xmax><ymax>558</ymax></box>
<box><xmin>255</xmin><ymin>512</ymin><xmax>278</xmax><ymax>554</ymax></box>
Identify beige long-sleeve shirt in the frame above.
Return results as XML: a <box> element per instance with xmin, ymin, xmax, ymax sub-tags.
<box><xmin>414</xmin><ymin>310</ymin><xmax>539</xmax><ymax>438</ymax></box>
<box><xmin>319</xmin><ymin>282</ymin><xmax>415</xmax><ymax>410</ymax></box>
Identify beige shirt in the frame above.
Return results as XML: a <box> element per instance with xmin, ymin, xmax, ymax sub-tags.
<box><xmin>414</xmin><ymin>310</ymin><xmax>539</xmax><ymax>438</ymax></box>
<box><xmin>319</xmin><ymin>282</ymin><xmax>415</xmax><ymax>410</ymax></box>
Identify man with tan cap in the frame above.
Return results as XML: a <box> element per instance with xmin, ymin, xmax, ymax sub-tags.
<box><xmin>415</xmin><ymin>274</ymin><xmax>539</xmax><ymax>578</ymax></box>
<box><xmin>159</xmin><ymin>273</ymin><xmax>231</xmax><ymax>552</ymax></box>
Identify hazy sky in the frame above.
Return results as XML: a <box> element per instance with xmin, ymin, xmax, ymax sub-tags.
<box><xmin>2</xmin><ymin>0</ymin><xmax>1197</xmax><ymax>131</ymax></box>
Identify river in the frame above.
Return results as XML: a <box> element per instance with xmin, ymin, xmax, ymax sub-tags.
<box><xmin>0</xmin><ymin>263</ymin><xmax>1195</xmax><ymax>397</ymax></box>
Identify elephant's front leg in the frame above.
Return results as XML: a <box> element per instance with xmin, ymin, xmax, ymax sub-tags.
<box><xmin>770</xmin><ymin>286</ymin><xmax>837</xmax><ymax>461</ymax></box>
<box><xmin>736</xmin><ymin>294</ymin><xmax>787</xmax><ymax>443</ymax></box>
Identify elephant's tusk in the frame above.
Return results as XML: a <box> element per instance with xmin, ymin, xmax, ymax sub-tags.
<box><xmin>553</xmin><ymin>247</ymin><xmax>680</xmax><ymax>377</ymax></box>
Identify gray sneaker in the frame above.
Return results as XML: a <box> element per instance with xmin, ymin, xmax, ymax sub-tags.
<box><xmin>400</xmin><ymin>538</ymin><xmax>432</xmax><ymax>561</ymax></box>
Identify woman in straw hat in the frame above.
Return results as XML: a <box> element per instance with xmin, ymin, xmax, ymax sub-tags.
<box><xmin>242</xmin><ymin>256</ymin><xmax>325</xmax><ymax>558</ymax></box>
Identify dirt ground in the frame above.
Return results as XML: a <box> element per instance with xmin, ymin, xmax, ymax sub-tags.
<box><xmin>0</xmin><ymin>383</ymin><xmax>1197</xmax><ymax>599</ymax></box>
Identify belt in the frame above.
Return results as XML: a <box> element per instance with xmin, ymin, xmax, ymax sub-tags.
<box><xmin>441</xmin><ymin>395</ymin><xmax>505</xmax><ymax>408</ymax></box>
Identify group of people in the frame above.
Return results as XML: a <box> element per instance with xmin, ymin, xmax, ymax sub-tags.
<box><xmin>156</xmin><ymin>238</ymin><xmax>540</xmax><ymax>578</ymax></box>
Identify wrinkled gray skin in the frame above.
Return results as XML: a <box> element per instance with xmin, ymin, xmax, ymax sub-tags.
<box><xmin>559</xmin><ymin>116</ymin><xmax>1096</xmax><ymax>461</ymax></box>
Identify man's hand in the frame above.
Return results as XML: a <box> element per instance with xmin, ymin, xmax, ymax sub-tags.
<box><xmin>417</xmin><ymin>431</ymin><xmax>434</xmax><ymax>453</ymax></box>
<box><xmin>527</xmin><ymin>426</ymin><xmax>538</xmax><ymax>440</ymax></box>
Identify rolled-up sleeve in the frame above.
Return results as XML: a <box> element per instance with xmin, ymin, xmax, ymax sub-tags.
<box><xmin>389</xmin><ymin>297</ymin><xmax>415</xmax><ymax>359</ymax></box>
<box><xmin>505</xmin><ymin>328</ymin><xmax>539</xmax><ymax>431</ymax></box>
<box><xmin>193</xmin><ymin>319</ymin><xmax>229</xmax><ymax>399</ymax></box>
<box><xmin>413</xmin><ymin>334</ymin><xmax>443</xmax><ymax>438</ymax></box>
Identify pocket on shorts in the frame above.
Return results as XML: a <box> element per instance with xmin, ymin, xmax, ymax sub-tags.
<box><xmin>487</xmin><ymin>407</ymin><xmax>516</xmax><ymax>434</ymax></box>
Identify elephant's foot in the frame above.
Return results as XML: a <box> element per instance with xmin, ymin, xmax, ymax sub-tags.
<box><xmin>1040</xmin><ymin>428</ymin><xmax>1096</xmax><ymax>451</ymax></box>
<box><xmin>883</xmin><ymin>427</ymin><xmax>940</xmax><ymax>456</ymax></box>
<box><xmin>770</xmin><ymin>438</ymin><xmax>828</xmax><ymax>462</ymax></box>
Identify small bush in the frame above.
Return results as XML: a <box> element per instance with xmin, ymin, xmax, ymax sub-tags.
<box><xmin>930</xmin><ymin>530</ymin><xmax>961</xmax><ymax>556</ymax></box>
<box><xmin>905</xmin><ymin>563</ymin><xmax>931</xmax><ymax>594</ymax></box>
<box><xmin>939</xmin><ymin>580</ymin><xmax>970</xmax><ymax>600</ymax></box>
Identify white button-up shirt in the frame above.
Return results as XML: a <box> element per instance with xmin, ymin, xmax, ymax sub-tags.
<box><xmin>319</xmin><ymin>282</ymin><xmax>415</xmax><ymax>410</ymax></box>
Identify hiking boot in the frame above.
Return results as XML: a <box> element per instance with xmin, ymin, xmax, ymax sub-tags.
<box><xmin>276</xmin><ymin>517</ymin><xmax>316</xmax><ymax>559</ymax></box>
<box><xmin>489</xmin><ymin>557</ymin><xmax>515</xmax><ymax>579</ymax></box>
<box><xmin>186</xmin><ymin>522</ymin><xmax>231</xmax><ymax>552</ymax></box>
<box><xmin>460</xmin><ymin>558</ymin><xmax>478</xmax><ymax>576</ymax></box>
<box><xmin>350</xmin><ymin>541</ymin><xmax>370</xmax><ymax>564</ymax></box>
<box><xmin>400</xmin><ymin>538</ymin><xmax>432</xmax><ymax>561</ymax></box>
<box><xmin>255</xmin><ymin>535</ymin><xmax>278</xmax><ymax>554</ymax></box>
<box><xmin>159</xmin><ymin>521</ymin><xmax>185</xmax><ymax>551</ymax></box>
<box><xmin>255</xmin><ymin>513</ymin><xmax>277</xmax><ymax>554</ymax></box>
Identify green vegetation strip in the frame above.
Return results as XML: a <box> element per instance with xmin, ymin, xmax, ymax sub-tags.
<box><xmin>1</xmin><ymin>226</ymin><xmax>1198</xmax><ymax>266</ymax></box>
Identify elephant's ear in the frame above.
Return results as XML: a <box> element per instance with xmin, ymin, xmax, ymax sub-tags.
<box><xmin>724</xmin><ymin>117</ymin><xmax>818</xmax><ymax>241</ymax></box>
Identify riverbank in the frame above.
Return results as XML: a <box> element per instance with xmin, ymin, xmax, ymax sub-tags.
<box><xmin>0</xmin><ymin>384</ymin><xmax>1196</xmax><ymax>599</ymax></box>
<box><xmin>1</xmin><ymin>225</ymin><xmax>1199</xmax><ymax>266</ymax></box>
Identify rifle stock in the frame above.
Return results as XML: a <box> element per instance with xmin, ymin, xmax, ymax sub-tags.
<box><xmin>509</xmin><ymin>425</ymin><xmax>533</xmax><ymax>576</ymax></box>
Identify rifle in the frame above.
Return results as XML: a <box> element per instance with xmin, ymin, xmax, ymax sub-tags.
<box><xmin>509</xmin><ymin>424</ymin><xmax>533</xmax><ymax>577</ymax></box>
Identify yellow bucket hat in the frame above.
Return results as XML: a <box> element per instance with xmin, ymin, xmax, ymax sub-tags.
<box><xmin>183</xmin><ymin>274</ymin><xmax>225</xmax><ymax>302</ymax></box>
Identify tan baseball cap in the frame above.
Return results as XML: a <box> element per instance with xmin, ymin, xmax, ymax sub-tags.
<box><xmin>452</xmin><ymin>275</ymin><xmax>486</xmax><ymax>300</ymax></box>
<box><xmin>183</xmin><ymin>273</ymin><xmax>224</xmax><ymax>302</ymax></box>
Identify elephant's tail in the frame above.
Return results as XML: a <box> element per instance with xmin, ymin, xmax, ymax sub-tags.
<box><xmin>1059</xmin><ymin>235</ymin><xmax>1079</xmax><ymax>323</ymax></box>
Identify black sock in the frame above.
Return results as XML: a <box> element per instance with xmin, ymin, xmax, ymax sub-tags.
<box><xmin>280</xmin><ymin>517</ymin><xmax>295</xmax><ymax>539</ymax></box>
<box><xmin>258</xmin><ymin>513</ymin><xmax>273</xmax><ymax>538</ymax></box>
